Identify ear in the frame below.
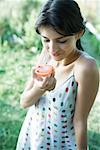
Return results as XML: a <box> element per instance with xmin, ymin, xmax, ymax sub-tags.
<box><xmin>75</xmin><ymin>29</ymin><xmax>84</xmax><ymax>40</ymax></box>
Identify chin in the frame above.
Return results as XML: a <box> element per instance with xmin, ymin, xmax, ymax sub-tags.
<box><xmin>52</xmin><ymin>56</ymin><xmax>63</xmax><ymax>61</ymax></box>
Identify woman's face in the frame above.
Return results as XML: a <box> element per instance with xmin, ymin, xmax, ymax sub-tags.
<box><xmin>39</xmin><ymin>26</ymin><xmax>78</xmax><ymax>61</ymax></box>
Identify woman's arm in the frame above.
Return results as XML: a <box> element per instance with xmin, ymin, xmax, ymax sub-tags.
<box><xmin>20</xmin><ymin>48</ymin><xmax>49</xmax><ymax>108</ymax></box>
<box><xmin>20</xmin><ymin>77</ymin><xmax>46</xmax><ymax>108</ymax></box>
<box><xmin>20</xmin><ymin>72</ymin><xmax>56</xmax><ymax>108</ymax></box>
<box><xmin>73</xmin><ymin>59</ymin><xmax>99</xmax><ymax>150</ymax></box>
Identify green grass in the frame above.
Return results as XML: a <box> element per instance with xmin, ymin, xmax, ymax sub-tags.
<box><xmin>0</xmin><ymin>45</ymin><xmax>100</xmax><ymax>150</ymax></box>
<box><xmin>0</xmin><ymin>49</ymin><xmax>37</xmax><ymax>150</ymax></box>
<box><xmin>88</xmin><ymin>94</ymin><xmax>100</xmax><ymax>149</ymax></box>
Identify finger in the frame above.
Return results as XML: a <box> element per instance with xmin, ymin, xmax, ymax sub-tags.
<box><xmin>44</xmin><ymin>77</ymin><xmax>56</xmax><ymax>90</ymax></box>
<box><xmin>42</xmin><ymin>76</ymin><xmax>49</xmax><ymax>83</ymax></box>
<box><xmin>32</xmin><ymin>66</ymin><xmax>42</xmax><ymax>79</ymax></box>
<box><xmin>50</xmin><ymin>71</ymin><xmax>55</xmax><ymax>77</ymax></box>
<box><xmin>31</xmin><ymin>66</ymin><xmax>37</xmax><ymax>77</ymax></box>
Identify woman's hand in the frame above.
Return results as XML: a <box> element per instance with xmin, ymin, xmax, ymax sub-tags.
<box><xmin>32</xmin><ymin>67</ymin><xmax>56</xmax><ymax>92</ymax></box>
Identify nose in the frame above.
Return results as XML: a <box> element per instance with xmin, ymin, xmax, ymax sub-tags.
<box><xmin>48</xmin><ymin>41</ymin><xmax>58</xmax><ymax>54</ymax></box>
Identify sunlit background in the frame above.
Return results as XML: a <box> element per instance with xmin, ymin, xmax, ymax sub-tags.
<box><xmin>0</xmin><ymin>0</ymin><xmax>100</xmax><ymax>150</ymax></box>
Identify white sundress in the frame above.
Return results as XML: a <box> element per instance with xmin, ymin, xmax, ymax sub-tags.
<box><xmin>16</xmin><ymin>72</ymin><xmax>78</xmax><ymax>150</ymax></box>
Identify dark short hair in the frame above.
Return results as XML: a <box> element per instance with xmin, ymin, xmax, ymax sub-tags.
<box><xmin>35</xmin><ymin>0</ymin><xmax>85</xmax><ymax>50</ymax></box>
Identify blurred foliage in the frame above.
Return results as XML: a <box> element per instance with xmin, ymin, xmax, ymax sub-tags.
<box><xmin>0</xmin><ymin>0</ymin><xmax>100</xmax><ymax>59</ymax></box>
<box><xmin>20</xmin><ymin>0</ymin><xmax>40</xmax><ymax>22</ymax></box>
<box><xmin>0</xmin><ymin>0</ymin><xmax>43</xmax><ymax>53</ymax></box>
<box><xmin>82</xmin><ymin>29</ymin><xmax>100</xmax><ymax>66</ymax></box>
<box><xmin>0</xmin><ymin>18</ymin><xmax>17</xmax><ymax>47</ymax></box>
<box><xmin>76</xmin><ymin>0</ymin><xmax>100</xmax><ymax>34</ymax></box>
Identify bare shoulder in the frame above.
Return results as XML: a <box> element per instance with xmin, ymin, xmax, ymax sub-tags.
<box><xmin>74</xmin><ymin>52</ymin><xmax>99</xmax><ymax>83</ymax></box>
<box><xmin>73</xmin><ymin>52</ymin><xmax>99</xmax><ymax>122</ymax></box>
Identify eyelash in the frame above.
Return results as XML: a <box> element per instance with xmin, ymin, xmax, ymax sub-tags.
<box><xmin>59</xmin><ymin>40</ymin><xmax>67</xmax><ymax>43</ymax></box>
<box><xmin>44</xmin><ymin>39</ymin><xmax>49</xmax><ymax>42</ymax></box>
<box><xmin>43</xmin><ymin>39</ymin><xmax>67</xmax><ymax>43</ymax></box>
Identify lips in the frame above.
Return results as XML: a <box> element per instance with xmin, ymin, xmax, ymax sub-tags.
<box><xmin>52</xmin><ymin>52</ymin><xmax>59</xmax><ymax>57</ymax></box>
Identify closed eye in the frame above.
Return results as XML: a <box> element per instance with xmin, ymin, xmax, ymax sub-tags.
<box><xmin>43</xmin><ymin>39</ymin><xmax>67</xmax><ymax>43</ymax></box>
<box><xmin>58</xmin><ymin>40</ymin><xmax>67</xmax><ymax>43</ymax></box>
<box><xmin>43</xmin><ymin>39</ymin><xmax>50</xmax><ymax>42</ymax></box>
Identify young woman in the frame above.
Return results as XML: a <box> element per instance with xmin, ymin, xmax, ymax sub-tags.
<box><xmin>16</xmin><ymin>0</ymin><xmax>99</xmax><ymax>149</ymax></box>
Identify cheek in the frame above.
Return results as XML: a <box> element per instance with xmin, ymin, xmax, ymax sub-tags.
<box><xmin>42</xmin><ymin>43</ymin><xmax>49</xmax><ymax>50</ymax></box>
<box><xmin>60</xmin><ymin>44</ymin><xmax>69</xmax><ymax>51</ymax></box>
<box><xmin>60</xmin><ymin>44</ymin><xmax>74</xmax><ymax>54</ymax></box>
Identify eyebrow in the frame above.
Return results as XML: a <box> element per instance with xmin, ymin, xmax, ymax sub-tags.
<box><xmin>42</xmin><ymin>35</ymin><xmax>66</xmax><ymax>40</ymax></box>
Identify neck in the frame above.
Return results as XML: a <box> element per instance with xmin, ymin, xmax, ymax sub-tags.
<box><xmin>58</xmin><ymin>49</ymin><xmax>81</xmax><ymax>66</ymax></box>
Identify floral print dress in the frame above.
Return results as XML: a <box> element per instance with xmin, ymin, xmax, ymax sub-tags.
<box><xmin>16</xmin><ymin>72</ymin><xmax>78</xmax><ymax>150</ymax></box>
